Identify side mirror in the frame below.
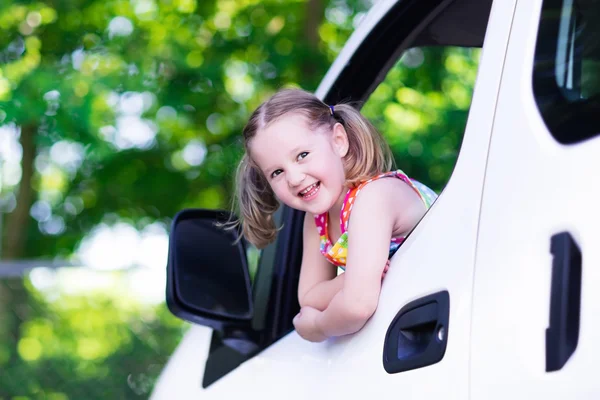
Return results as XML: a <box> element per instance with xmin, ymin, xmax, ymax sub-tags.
<box><xmin>166</xmin><ymin>209</ymin><xmax>254</xmax><ymax>333</ymax></box>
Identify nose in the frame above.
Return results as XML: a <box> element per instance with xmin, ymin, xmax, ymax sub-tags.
<box><xmin>286</xmin><ymin>167</ymin><xmax>306</xmax><ymax>188</ymax></box>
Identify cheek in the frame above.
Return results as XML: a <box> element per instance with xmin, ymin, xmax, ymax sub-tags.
<box><xmin>325</xmin><ymin>156</ymin><xmax>346</xmax><ymax>178</ymax></box>
<box><xmin>319</xmin><ymin>161</ymin><xmax>346</xmax><ymax>195</ymax></box>
<box><xmin>270</xmin><ymin>181</ymin><xmax>290</xmax><ymax>199</ymax></box>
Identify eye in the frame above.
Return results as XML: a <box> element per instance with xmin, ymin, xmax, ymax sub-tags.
<box><xmin>270</xmin><ymin>169</ymin><xmax>283</xmax><ymax>178</ymax></box>
<box><xmin>297</xmin><ymin>152</ymin><xmax>309</xmax><ymax>161</ymax></box>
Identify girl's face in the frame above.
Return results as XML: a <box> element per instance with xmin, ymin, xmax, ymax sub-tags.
<box><xmin>249</xmin><ymin>113</ymin><xmax>349</xmax><ymax>216</ymax></box>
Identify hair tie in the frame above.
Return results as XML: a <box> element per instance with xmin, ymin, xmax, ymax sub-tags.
<box><xmin>329</xmin><ymin>105</ymin><xmax>335</xmax><ymax>116</ymax></box>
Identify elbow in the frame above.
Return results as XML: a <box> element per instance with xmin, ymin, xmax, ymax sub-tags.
<box><xmin>341</xmin><ymin>298</ymin><xmax>378</xmax><ymax>325</ymax></box>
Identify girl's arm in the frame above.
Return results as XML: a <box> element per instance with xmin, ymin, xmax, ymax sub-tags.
<box><xmin>315</xmin><ymin>179</ymin><xmax>427</xmax><ymax>337</ymax></box>
<box><xmin>300</xmin><ymin>272</ymin><xmax>345</xmax><ymax>311</ymax></box>
<box><xmin>301</xmin><ymin>260</ymin><xmax>391</xmax><ymax>311</ymax></box>
<box><xmin>297</xmin><ymin>212</ymin><xmax>339</xmax><ymax>311</ymax></box>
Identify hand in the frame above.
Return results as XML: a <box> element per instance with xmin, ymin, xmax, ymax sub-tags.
<box><xmin>293</xmin><ymin>306</ymin><xmax>328</xmax><ymax>343</ymax></box>
<box><xmin>382</xmin><ymin>260</ymin><xmax>390</xmax><ymax>280</ymax></box>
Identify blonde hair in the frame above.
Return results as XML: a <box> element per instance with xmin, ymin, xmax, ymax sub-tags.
<box><xmin>233</xmin><ymin>88</ymin><xmax>393</xmax><ymax>248</ymax></box>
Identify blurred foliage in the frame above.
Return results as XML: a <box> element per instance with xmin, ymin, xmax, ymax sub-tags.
<box><xmin>0</xmin><ymin>0</ymin><xmax>480</xmax><ymax>397</ymax></box>
<box><xmin>0</xmin><ymin>272</ymin><xmax>184</xmax><ymax>398</ymax></box>
<box><xmin>364</xmin><ymin>47</ymin><xmax>480</xmax><ymax>191</ymax></box>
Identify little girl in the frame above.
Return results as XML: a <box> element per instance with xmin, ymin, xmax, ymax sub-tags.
<box><xmin>234</xmin><ymin>88</ymin><xmax>437</xmax><ymax>342</ymax></box>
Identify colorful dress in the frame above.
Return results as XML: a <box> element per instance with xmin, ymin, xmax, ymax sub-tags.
<box><xmin>313</xmin><ymin>170</ymin><xmax>437</xmax><ymax>269</ymax></box>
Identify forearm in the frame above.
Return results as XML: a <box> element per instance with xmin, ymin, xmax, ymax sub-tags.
<box><xmin>299</xmin><ymin>272</ymin><xmax>345</xmax><ymax>311</ymax></box>
<box><xmin>314</xmin><ymin>289</ymin><xmax>376</xmax><ymax>338</ymax></box>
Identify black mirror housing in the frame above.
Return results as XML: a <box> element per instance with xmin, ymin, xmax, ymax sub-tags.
<box><xmin>166</xmin><ymin>209</ymin><xmax>254</xmax><ymax>332</ymax></box>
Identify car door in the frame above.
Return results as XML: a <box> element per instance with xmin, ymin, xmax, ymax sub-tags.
<box><xmin>152</xmin><ymin>0</ymin><xmax>516</xmax><ymax>398</ymax></box>
<box><xmin>470</xmin><ymin>0</ymin><xmax>600</xmax><ymax>398</ymax></box>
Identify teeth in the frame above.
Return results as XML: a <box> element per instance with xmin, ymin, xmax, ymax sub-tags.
<box><xmin>300</xmin><ymin>183</ymin><xmax>318</xmax><ymax>196</ymax></box>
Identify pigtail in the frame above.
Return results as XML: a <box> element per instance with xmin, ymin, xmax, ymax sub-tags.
<box><xmin>332</xmin><ymin>103</ymin><xmax>394</xmax><ymax>186</ymax></box>
<box><xmin>233</xmin><ymin>154</ymin><xmax>280</xmax><ymax>249</ymax></box>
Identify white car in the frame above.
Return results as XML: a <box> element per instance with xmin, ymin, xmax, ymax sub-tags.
<box><xmin>152</xmin><ymin>0</ymin><xmax>600</xmax><ymax>398</ymax></box>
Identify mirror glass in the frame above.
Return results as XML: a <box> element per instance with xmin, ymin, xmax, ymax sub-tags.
<box><xmin>172</xmin><ymin>212</ymin><xmax>252</xmax><ymax>320</ymax></box>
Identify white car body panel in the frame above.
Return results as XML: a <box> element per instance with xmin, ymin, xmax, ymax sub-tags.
<box><xmin>470</xmin><ymin>0</ymin><xmax>600</xmax><ymax>398</ymax></box>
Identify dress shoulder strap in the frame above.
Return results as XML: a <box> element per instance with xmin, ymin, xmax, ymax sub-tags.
<box><xmin>339</xmin><ymin>170</ymin><xmax>401</xmax><ymax>235</ymax></box>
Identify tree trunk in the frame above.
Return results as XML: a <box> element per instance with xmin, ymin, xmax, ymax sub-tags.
<box><xmin>2</xmin><ymin>124</ymin><xmax>36</xmax><ymax>261</ymax></box>
<box><xmin>305</xmin><ymin>0</ymin><xmax>325</xmax><ymax>50</ymax></box>
<box><xmin>0</xmin><ymin>125</ymin><xmax>37</xmax><ymax>366</ymax></box>
<box><xmin>302</xmin><ymin>0</ymin><xmax>326</xmax><ymax>82</ymax></box>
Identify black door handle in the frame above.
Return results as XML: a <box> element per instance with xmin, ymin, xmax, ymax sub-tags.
<box><xmin>383</xmin><ymin>291</ymin><xmax>449</xmax><ymax>374</ymax></box>
<box><xmin>546</xmin><ymin>232</ymin><xmax>582</xmax><ymax>372</ymax></box>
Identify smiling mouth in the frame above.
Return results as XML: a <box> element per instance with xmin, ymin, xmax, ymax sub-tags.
<box><xmin>298</xmin><ymin>182</ymin><xmax>320</xmax><ymax>198</ymax></box>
